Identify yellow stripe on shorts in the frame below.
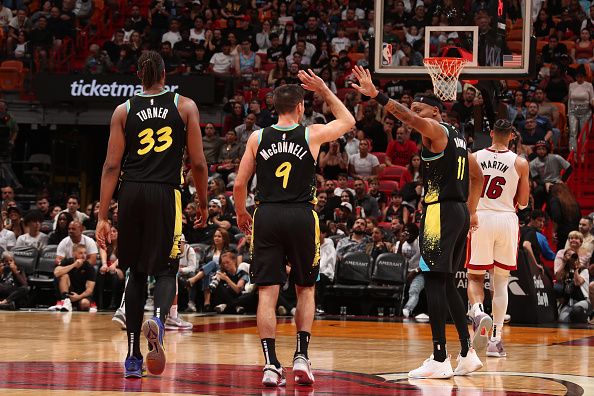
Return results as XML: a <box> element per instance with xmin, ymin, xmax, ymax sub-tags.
<box><xmin>169</xmin><ymin>189</ymin><xmax>183</xmax><ymax>259</ymax></box>
<box><xmin>423</xmin><ymin>203</ymin><xmax>441</xmax><ymax>253</ymax></box>
<box><xmin>312</xmin><ymin>210</ymin><xmax>320</xmax><ymax>267</ymax></box>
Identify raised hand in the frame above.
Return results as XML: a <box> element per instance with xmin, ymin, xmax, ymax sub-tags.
<box><xmin>298</xmin><ymin>69</ymin><xmax>328</xmax><ymax>93</ymax></box>
<box><xmin>350</xmin><ymin>65</ymin><xmax>378</xmax><ymax>98</ymax></box>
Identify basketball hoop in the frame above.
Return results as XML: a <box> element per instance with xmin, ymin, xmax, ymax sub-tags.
<box><xmin>423</xmin><ymin>57</ymin><xmax>468</xmax><ymax>102</ymax></box>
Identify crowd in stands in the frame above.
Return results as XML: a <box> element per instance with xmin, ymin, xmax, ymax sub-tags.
<box><xmin>0</xmin><ymin>0</ymin><xmax>593</xmax><ymax>323</ymax></box>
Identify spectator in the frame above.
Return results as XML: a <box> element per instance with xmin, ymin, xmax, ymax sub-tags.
<box><xmin>209</xmin><ymin>41</ymin><xmax>236</xmax><ymax>99</ymax></box>
<box><xmin>0</xmin><ymin>0</ymin><xmax>12</xmax><ymax>30</ymax></box>
<box><xmin>533</xmin><ymin>9</ymin><xmax>555</xmax><ymax>39</ymax></box>
<box><xmin>186</xmin><ymin>228</ymin><xmax>231</xmax><ymax>311</ymax></box>
<box><xmin>235</xmin><ymin>38</ymin><xmax>260</xmax><ymax>79</ymax></box>
<box><xmin>519</xmin><ymin>118</ymin><xmax>553</xmax><ymax>154</ymax></box>
<box><xmin>6</xmin><ymin>207</ymin><xmax>24</xmax><ymax>238</ymax></box>
<box><xmin>399</xmin><ymin>153</ymin><xmax>421</xmax><ymax>188</ymax></box>
<box><xmin>452</xmin><ymin>86</ymin><xmax>476</xmax><ymax>127</ymax></box>
<box><xmin>319</xmin><ymin>141</ymin><xmax>348</xmax><ymax>180</ymax></box>
<box><xmin>114</xmin><ymin>45</ymin><xmax>136</xmax><ymax>74</ymax></box>
<box><xmin>367</xmin><ymin>177</ymin><xmax>388</xmax><ymax>211</ymax></box>
<box><xmin>188</xmin><ymin>45</ymin><xmax>209</xmax><ymax>74</ymax></box>
<box><xmin>0</xmin><ymin>251</ymin><xmax>28</xmax><ymax>310</ymax></box>
<box><xmin>215</xmin><ymin>130</ymin><xmax>242</xmax><ymax>183</ymax></box>
<box><xmin>315</xmin><ymin>223</ymin><xmax>336</xmax><ymax>314</ymax></box>
<box><xmin>314</xmin><ymin>191</ymin><xmax>333</xmax><ymax>222</ymax></box>
<box><xmin>280</xmin><ymin>20</ymin><xmax>297</xmax><ymax>52</ymax></box>
<box><xmin>357</xmin><ymin>105</ymin><xmax>388</xmax><ymax>152</ymax></box>
<box><xmin>190</xmin><ymin>16</ymin><xmax>205</xmax><ymax>44</ymax></box>
<box><xmin>572</xmin><ymin>28</ymin><xmax>594</xmax><ymax>66</ymax></box>
<box><xmin>28</xmin><ymin>15</ymin><xmax>53</xmax><ymax>68</ymax></box>
<box><xmin>507</xmin><ymin>90</ymin><xmax>527</xmax><ymax>126</ymax></box>
<box><xmin>556</xmin><ymin>7</ymin><xmax>580</xmax><ymax>41</ymax></box>
<box><xmin>173</xmin><ymin>29</ymin><xmax>196</xmax><ymax>64</ymax></box>
<box><xmin>542</xmin><ymin>35</ymin><xmax>568</xmax><ymax>63</ymax></box>
<box><xmin>256</xmin><ymin>20</ymin><xmax>272</xmax><ymax>53</ymax></box>
<box><xmin>0</xmin><ymin>215</ymin><xmax>16</xmax><ymax>251</ymax></box>
<box><xmin>161</xmin><ymin>18</ymin><xmax>181</xmax><ymax>46</ymax></box>
<box><xmin>334</xmin><ymin>173</ymin><xmax>354</xmax><ymax>197</ymax></box>
<box><xmin>55</xmin><ymin>220</ymin><xmax>98</xmax><ymax>266</ymax></box>
<box><xmin>318</xmin><ymin>68</ymin><xmax>337</xmax><ymax>94</ymax></box>
<box><xmin>15</xmin><ymin>211</ymin><xmax>48</xmax><ymax>249</ymax></box>
<box><xmin>267</xmin><ymin>57</ymin><xmax>288</xmax><ymax>87</ymax></box>
<box><xmin>211</xmin><ymin>251</ymin><xmax>249</xmax><ymax>314</ymax></box>
<box><xmin>266</xmin><ymin>33</ymin><xmax>284</xmax><ymax>63</ymax></box>
<box><xmin>73</xmin><ymin>0</ymin><xmax>93</xmax><ymax>22</ymax></box>
<box><xmin>396</xmin><ymin>223</ymin><xmax>422</xmax><ymax>318</ymax></box>
<box><xmin>301</xmin><ymin>99</ymin><xmax>326</xmax><ymax>126</ymax></box>
<box><xmin>539</xmin><ymin>63</ymin><xmax>572</xmax><ymax>103</ymax></box>
<box><xmin>223</xmin><ymin>101</ymin><xmax>245</xmax><ymax>133</ymax></box>
<box><xmin>53</xmin><ymin>195</ymin><xmax>88</xmax><ymax>229</ymax></box>
<box><xmin>565</xmin><ymin>217</ymin><xmax>594</xmax><ymax>256</ymax></box>
<box><xmin>235</xmin><ymin>113</ymin><xmax>260</xmax><ymax>151</ymax></box>
<box><xmin>348</xmin><ymin>139</ymin><xmax>380</xmax><ymax>179</ymax></box>
<box><xmin>530</xmin><ymin>141</ymin><xmax>572</xmax><ymax>210</ymax></box>
<box><xmin>249</xmin><ymin>99</ymin><xmax>274</xmax><ymax>128</ymax></box>
<box><xmin>84</xmin><ymin>44</ymin><xmax>113</xmax><ymax>74</ymax></box>
<box><xmin>548</xmin><ymin>183</ymin><xmax>582</xmax><ymax>250</ymax></box>
<box><xmin>353</xmin><ymin>178</ymin><xmax>381</xmax><ymax>218</ymax></box>
<box><xmin>331</xmin><ymin>27</ymin><xmax>350</xmax><ymax>54</ymax></box>
<box><xmin>1</xmin><ymin>185</ymin><xmax>15</xmax><ymax>209</ymax></box>
<box><xmin>567</xmin><ymin>69</ymin><xmax>594</xmax><ymax>153</ymax></box>
<box><xmin>383</xmin><ymin>190</ymin><xmax>410</xmax><ymax>224</ymax></box>
<box><xmin>385</xmin><ymin>125</ymin><xmax>418</xmax><ymax>167</ymax></box>
<box><xmin>526</xmin><ymin>102</ymin><xmax>557</xmax><ymax>146</ymax></box>
<box><xmin>48</xmin><ymin>211</ymin><xmax>73</xmax><ymax>245</ymax></box>
<box><xmin>35</xmin><ymin>196</ymin><xmax>52</xmax><ymax>224</ymax></box>
<box><xmin>365</xmin><ymin>226</ymin><xmax>392</xmax><ymax>261</ymax></box>
<box><xmin>96</xmin><ymin>225</ymin><xmax>124</xmax><ymax>309</ymax></box>
<box><xmin>0</xmin><ymin>103</ymin><xmax>20</xmax><ymax>189</ymax></box>
<box><xmin>310</xmin><ymin>40</ymin><xmax>331</xmax><ymax>71</ymax></box>
<box><xmin>50</xmin><ymin>205</ymin><xmax>62</xmax><ymax>221</ymax></box>
<box><xmin>555</xmin><ymin>231</ymin><xmax>591</xmax><ymax>276</ymax></box>
<box><xmin>176</xmin><ymin>235</ymin><xmax>198</xmax><ymax>311</ymax></box>
<box><xmin>336</xmin><ymin>217</ymin><xmax>370</xmax><ymax>258</ymax></box>
<box><xmin>129</xmin><ymin>5</ymin><xmax>148</xmax><ymax>33</ymax></box>
<box><xmin>160</xmin><ymin>41</ymin><xmax>181</xmax><ymax>75</ymax></box>
<box><xmin>51</xmin><ymin>244</ymin><xmax>96</xmax><ymax>312</ymax></box>
<box><xmin>555</xmin><ymin>247</ymin><xmax>590</xmax><ymax>323</ymax></box>
<box><xmin>533</xmin><ymin>88</ymin><xmax>560</xmax><ymax>130</ymax></box>
<box><xmin>343</xmin><ymin>126</ymin><xmax>360</xmax><ymax>156</ymax></box>
<box><xmin>202</xmin><ymin>123</ymin><xmax>223</xmax><ymax>165</ymax></box>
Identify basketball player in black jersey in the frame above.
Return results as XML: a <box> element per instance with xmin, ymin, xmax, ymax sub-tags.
<box><xmin>96</xmin><ymin>51</ymin><xmax>208</xmax><ymax>378</ymax></box>
<box><xmin>351</xmin><ymin>66</ymin><xmax>486</xmax><ymax>378</ymax></box>
<box><xmin>233</xmin><ymin>70</ymin><xmax>355</xmax><ymax>387</ymax></box>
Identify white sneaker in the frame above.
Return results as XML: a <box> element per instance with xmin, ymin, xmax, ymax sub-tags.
<box><xmin>504</xmin><ymin>314</ymin><xmax>511</xmax><ymax>323</ymax></box>
<box><xmin>112</xmin><ymin>308</ymin><xmax>126</xmax><ymax>330</ymax></box>
<box><xmin>262</xmin><ymin>364</ymin><xmax>286</xmax><ymax>387</ymax></box>
<box><xmin>415</xmin><ymin>313</ymin><xmax>429</xmax><ymax>322</ymax></box>
<box><xmin>144</xmin><ymin>297</ymin><xmax>154</xmax><ymax>312</ymax></box>
<box><xmin>471</xmin><ymin>312</ymin><xmax>493</xmax><ymax>353</ymax></box>
<box><xmin>214</xmin><ymin>304</ymin><xmax>227</xmax><ymax>314</ymax></box>
<box><xmin>293</xmin><ymin>355</ymin><xmax>315</xmax><ymax>385</ymax></box>
<box><xmin>402</xmin><ymin>308</ymin><xmax>411</xmax><ymax>318</ymax></box>
<box><xmin>165</xmin><ymin>315</ymin><xmax>193</xmax><ymax>330</ymax></box>
<box><xmin>61</xmin><ymin>298</ymin><xmax>72</xmax><ymax>312</ymax></box>
<box><xmin>454</xmin><ymin>348</ymin><xmax>483</xmax><ymax>375</ymax></box>
<box><xmin>290</xmin><ymin>308</ymin><xmax>296</xmax><ymax>316</ymax></box>
<box><xmin>186</xmin><ymin>301</ymin><xmax>197</xmax><ymax>313</ymax></box>
<box><xmin>408</xmin><ymin>355</ymin><xmax>453</xmax><ymax>379</ymax></box>
<box><xmin>48</xmin><ymin>300</ymin><xmax>63</xmax><ymax>311</ymax></box>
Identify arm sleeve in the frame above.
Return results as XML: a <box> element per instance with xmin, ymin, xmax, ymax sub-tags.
<box><xmin>537</xmin><ymin>232</ymin><xmax>557</xmax><ymax>261</ymax></box>
<box><xmin>370</xmin><ymin>155</ymin><xmax>379</xmax><ymax>167</ymax></box>
<box><xmin>85</xmin><ymin>237</ymin><xmax>99</xmax><ymax>255</ymax></box>
<box><xmin>56</xmin><ymin>240</ymin><xmax>68</xmax><ymax>258</ymax></box>
<box><xmin>6</xmin><ymin>232</ymin><xmax>16</xmax><ymax>250</ymax></box>
<box><xmin>14</xmin><ymin>235</ymin><xmax>24</xmax><ymax>248</ymax></box>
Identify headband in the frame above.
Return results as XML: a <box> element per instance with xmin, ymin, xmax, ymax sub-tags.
<box><xmin>412</xmin><ymin>94</ymin><xmax>443</xmax><ymax>110</ymax></box>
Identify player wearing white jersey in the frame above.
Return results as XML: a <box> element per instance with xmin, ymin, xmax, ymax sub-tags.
<box><xmin>466</xmin><ymin>120</ymin><xmax>530</xmax><ymax>358</ymax></box>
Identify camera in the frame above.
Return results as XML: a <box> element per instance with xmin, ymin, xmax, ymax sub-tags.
<box><xmin>571</xmin><ymin>253</ymin><xmax>579</xmax><ymax>260</ymax></box>
<box><xmin>209</xmin><ymin>274</ymin><xmax>220</xmax><ymax>290</ymax></box>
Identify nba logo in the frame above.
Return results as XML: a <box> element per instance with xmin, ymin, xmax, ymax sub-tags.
<box><xmin>382</xmin><ymin>43</ymin><xmax>392</xmax><ymax>66</ymax></box>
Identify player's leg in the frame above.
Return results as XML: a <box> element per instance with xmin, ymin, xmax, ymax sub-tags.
<box><xmin>258</xmin><ymin>284</ymin><xmax>285</xmax><ymax>386</ymax></box>
<box><xmin>487</xmin><ymin>267</ymin><xmax>510</xmax><ymax>357</ymax></box>
<box><xmin>112</xmin><ymin>271</ymin><xmax>128</xmax><ymax>330</ymax></box>
<box><xmin>124</xmin><ymin>269</ymin><xmax>148</xmax><ymax>377</ymax></box>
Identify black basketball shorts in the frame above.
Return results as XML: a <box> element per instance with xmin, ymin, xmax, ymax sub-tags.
<box><xmin>250</xmin><ymin>203</ymin><xmax>320</xmax><ymax>287</ymax></box>
<box><xmin>419</xmin><ymin>201</ymin><xmax>469</xmax><ymax>274</ymax></box>
<box><xmin>117</xmin><ymin>181</ymin><xmax>182</xmax><ymax>275</ymax></box>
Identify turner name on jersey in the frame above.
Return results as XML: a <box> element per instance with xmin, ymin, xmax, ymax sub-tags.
<box><xmin>135</xmin><ymin>106</ymin><xmax>169</xmax><ymax>122</ymax></box>
<box><xmin>259</xmin><ymin>140</ymin><xmax>309</xmax><ymax>161</ymax></box>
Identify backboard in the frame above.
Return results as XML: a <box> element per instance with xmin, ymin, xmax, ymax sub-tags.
<box><xmin>372</xmin><ymin>0</ymin><xmax>535</xmax><ymax>80</ymax></box>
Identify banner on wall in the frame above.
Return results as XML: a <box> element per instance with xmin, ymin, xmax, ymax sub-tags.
<box><xmin>33</xmin><ymin>74</ymin><xmax>216</xmax><ymax>105</ymax></box>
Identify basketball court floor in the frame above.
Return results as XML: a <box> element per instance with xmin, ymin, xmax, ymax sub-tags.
<box><xmin>0</xmin><ymin>311</ymin><xmax>592</xmax><ymax>395</ymax></box>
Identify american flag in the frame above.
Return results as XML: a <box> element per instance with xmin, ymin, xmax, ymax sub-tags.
<box><xmin>503</xmin><ymin>54</ymin><xmax>522</xmax><ymax>67</ymax></box>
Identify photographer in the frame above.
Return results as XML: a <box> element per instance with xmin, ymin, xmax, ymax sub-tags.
<box><xmin>0</xmin><ymin>100</ymin><xmax>21</xmax><ymax>188</ymax></box>
<box><xmin>555</xmin><ymin>231</ymin><xmax>591</xmax><ymax>277</ymax></box>
<box><xmin>50</xmin><ymin>244</ymin><xmax>96</xmax><ymax>312</ymax></box>
<box><xmin>211</xmin><ymin>251</ymin><xmax>249</xmax><ymax>314</ymax></box>
<box><xmin>0</xmin><ymin>251</ymin><xmax>29</xmax><ymax>310</ymax></box>
<box><xmin>554</xmin><ymin>248</ymin><xmax>591</xmax><ymax>323</ymax></box>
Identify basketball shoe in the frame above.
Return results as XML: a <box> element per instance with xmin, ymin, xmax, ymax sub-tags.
<box><xmin>142</xmin><ymin>317</ymin><xmax>166</xmax><ymax>375</ymax></box>
<box><xmin>486</xmin><ymin>339</ymin><xmax>507</xmax><ymax>357</ymax></box>
<box><xmin>262</xmin><ymin>365</ymin><xmax>286</xmax><ymax>387</ymax></box>
<box><xmin>471</xmin><ymin>312</ymin><xmax>492</xmax><ymax>353</ymax></box>
<box><xmin>293</xmin><ymin>355</ymin><xmax>315</xmax><ymax>385</ymax></box>
<box><xmin>112</xmin><ymin>308</ymin><xmax>126</xmax><ymax>330</ymax></box>
<box><xmin>165</xmin><ymin>315</ymin><xmax>193</xmax><ymax>330</ymax></box>
<box><xmin>453</xmin><ymin>348</ymin><xmax>483</xmax><ymax>375</ymax></box>
<box><xmin>408</xmin><ymin>356</ymin><xmax>454</xmax><ymax>379</ymax></box>
<box><xmin>124</xmin><ymin>356</ymin><xmax>143</xmax><ymax>378</ymax></box>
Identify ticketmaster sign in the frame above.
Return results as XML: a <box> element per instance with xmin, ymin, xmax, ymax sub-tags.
<box><xmin>33</xmin><ymin>74</ymin><xmax>215</xmax><ymax>105</ymax></box>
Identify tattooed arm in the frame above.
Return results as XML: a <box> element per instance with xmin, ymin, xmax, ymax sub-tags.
<box><xmin>351</xmin><ymin>66</ymin><xmax>448</xmax><ymax>153</ymax></box>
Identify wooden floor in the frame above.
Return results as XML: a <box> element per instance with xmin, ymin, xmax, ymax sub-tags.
<box><xmin>0</xmin><ymin>311</ymin><xmax>592</xmax><ymax>395</ymax></box>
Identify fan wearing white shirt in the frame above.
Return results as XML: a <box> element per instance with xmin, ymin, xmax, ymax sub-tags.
<box><xmin>331</xmin><ymin>28</ymin><xmax>351</xmax><ymax>54</ymax></box>
<box><xmin>55</xmin><ymin>221</ymin><xmax>98</xmax><ymax>266</ymax></box>
<box><xmin>315</xmin><ymin>223</ymin><xmax>336</xmax><ymax>314</ymax></box>
<box><xmin>189</xmin><ymin>16</ymin><xmax>205</xmax><ymax>43</ymax></box>
<box><xmin>15</xmin><ymin>211</ymin><xmax>49</xmax><ymax>250</ymax></box>
<box><xmin>53</xmin><ymin>195</ymin><xmax>89</xmax><ymax>231</ymax></box>
<box><xmin>0</xmin><ymin>219</ymin><xmax>16</xmax><ymax>251</ymax></box>
<box><xmin>348</xmin><ymin>139</ymin><xmax>380</xmax><ymax>179</ymax></box>
<box><xmin>162</xmin><ymin>19</ymin><xmax>182</xmax><ymax>46</ymax></box>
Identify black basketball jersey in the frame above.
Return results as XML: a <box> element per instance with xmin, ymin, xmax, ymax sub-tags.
<box><xmin>421</xmin><ymin>122</ymin><xmax>469</xmax><ymax>204</ymax></box>
<box><xmin>121</xmin><ymin>90</ymin><xmax>186</xmax><ymax>186</ymax></box>
<box><xmin>255</xmin><ymin>124</ymin><xmax>317</xmax><ymax>204</ymax></box>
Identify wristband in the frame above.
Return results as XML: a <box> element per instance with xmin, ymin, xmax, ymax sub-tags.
<box><xmin>375</xmin><ymin>92</ymin><xmax>390</xmax><ymax>106</ymax></box>
<box><xmin>518</xmin><ymin>204</ymin><xmax>528</xmax><ymax>210</ymax></box>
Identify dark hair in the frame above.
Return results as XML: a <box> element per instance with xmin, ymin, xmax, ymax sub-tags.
<box><xmin>493</xmin><ymin>119</ymin><xmax>513</xmax><ymax>136</ymax></box>
<box><xmin>273</xmin><ymin>84</ymin><xmax>305</xmax><ymax>115</ymax></box>
<box><xmin>67</xmin><ymin>195</ymin><xmax>80</xmax><ymax>203</ymax></box>
<box><xmin>270</xmin><ymin>33</ymin><xmax>279</xmax><ymax>40</ymax></box>
<box><xmin>530</xmin><ymin>209</ymin><xmax>545</xmax><ymax>220</ymax></box>
<box><xmin>412</xmin><ymin>92</ymin><xmax>443</xmax><ymax>111</ymax></box>
<box><xmin>137</xmin><ymin>50</ymin><xmax>165</xmax><ymax>88</ymax></box>
<box><xmin>319</xmin><ymin>222</ymin><xmax>330</xmax><ymax>235</ymax></box>
<box><xmin>24</xmin><ymin>210</ymin><xmax>43</xmax><ymax>225</ymax></box>
<box><xmin>404</xmin><ymin>223</ymin><xmax>419</xmax><ymax>240</ymax></box>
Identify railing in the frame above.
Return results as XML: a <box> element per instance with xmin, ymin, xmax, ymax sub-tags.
<box><xmin>567</xmin><ymin>114</ymin><xmax>593</xmax><ymax>192</ymax></box>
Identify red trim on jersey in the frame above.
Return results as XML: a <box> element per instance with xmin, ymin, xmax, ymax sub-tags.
<box><xmin>494</xmin><ymin>260</ymin><xmax>517</xmax><ymax>271</ymax></box>
<box><xmin>466</xmin><ymin>262</ymin><xmax>495</xmax><ymax>270</ymax></box>
<box><xmin>485</xmin><ymin>148</ymin><xmax>509</xmax><ymax>153</ymax></box>
<box><xmin>465</xmin><ymin>234</ymin><xmax>471</xmax><ymax>268</ymax></box>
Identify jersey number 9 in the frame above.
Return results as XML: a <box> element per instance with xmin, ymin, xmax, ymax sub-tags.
<box><xmin>275</xmin><ymin>161</ymin><xmax>292</xmax><ymax>189</ymax></box>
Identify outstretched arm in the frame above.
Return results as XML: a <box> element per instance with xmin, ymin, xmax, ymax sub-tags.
<box><xmin>351</xmin><ymin>66</ymin><xmax>447</xmax><ymax>153</ymax></box>
<box><xmin>233</xmin><ymin>131</ymin><xmax>258</xmax><ymax>234</ymax></box>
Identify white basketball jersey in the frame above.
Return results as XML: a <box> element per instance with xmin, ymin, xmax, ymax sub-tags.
<box><xmin>475</xmin><ymin>148</ymin><xmax>520</xmax><ymax>212</ymax></box>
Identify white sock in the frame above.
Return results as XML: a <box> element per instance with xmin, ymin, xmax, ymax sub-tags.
<box><xmin>471</xmin><ymin>303</ymin><xmax>484</xmax><ymax>317</ymax></box>
<box><xmin>169</xmin><ymin>304</ymin><xmax>178</xmax><ymax>319</ymax></box>
<box><xmin>491</xmin><ymin>268</ymin><xmax>510</xmax><ymax>341</ymax></box>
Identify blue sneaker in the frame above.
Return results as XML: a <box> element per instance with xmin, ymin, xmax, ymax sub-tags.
<box><xmin>124</xmin><ymin>356</ymin><xmax>143</xmax><ymax>378</ymax></box>
<box><xmin>142</xmin><ymin>316</ymin><xmax>166</xmax><ymax>375</ymax></box>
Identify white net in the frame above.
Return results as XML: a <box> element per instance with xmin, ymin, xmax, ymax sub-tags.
<box><xmin>423</xmin><ymin>57</ymin><xmax>468</xmax><ymax>102</ymax></box>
